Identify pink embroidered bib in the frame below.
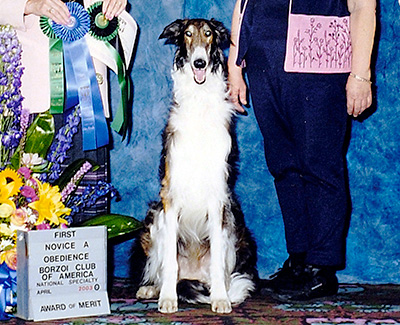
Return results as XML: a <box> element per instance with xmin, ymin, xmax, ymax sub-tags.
<box><xmin>284</xmin><ymin>1</ymin><xmax>352</xmax><ymax>73</ymax></box>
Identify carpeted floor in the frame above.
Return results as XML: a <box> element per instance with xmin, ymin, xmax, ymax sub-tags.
<box><xmin>6</xmin><ymin>279</ymin><xmax>400</xmax><ymax>324</ymax></box>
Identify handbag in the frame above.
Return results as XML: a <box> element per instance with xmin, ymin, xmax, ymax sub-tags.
<box><xmin>284</xmin><ymin>0</ymin><xmax>352</xmax><ymax>73</ymax></box>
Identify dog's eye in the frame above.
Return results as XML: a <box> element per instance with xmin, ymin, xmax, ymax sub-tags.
<box><xmin>204</xmin><ymin>30</ymin><xmax>212</xmax><ymax>37</ymax></box>
<box><xmin>185</xmin><ymin>31</ymin><xmax>192</xmax><ymax>37</ymax></box>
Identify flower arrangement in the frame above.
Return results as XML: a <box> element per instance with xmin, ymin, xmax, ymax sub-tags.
<box><xmin>0</xmin><ymin>26</ymin><xmax>73</xmax><ymax>252</ymax></box>
<box><xmin>0</xmin><ymin>25</ymin><xmax>141</xmax><ymax>320</ymax></box>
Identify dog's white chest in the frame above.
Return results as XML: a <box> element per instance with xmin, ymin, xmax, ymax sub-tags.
<box><xmin>166</xmin><ymin>70</ymin><xmax>233</xmax><ymax>211</ymax></box>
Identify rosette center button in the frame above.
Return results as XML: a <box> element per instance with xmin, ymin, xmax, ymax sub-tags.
<box><xmin>67</xmin><ymin>16</ymin><xmax>77</xmax><ymax>29</ymax></box>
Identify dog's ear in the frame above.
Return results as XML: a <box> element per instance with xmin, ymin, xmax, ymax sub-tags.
<box><xmin>209</xmin><ymin>18</ymin><xmax>230</xmax><ymax>48</ymax></box>
<box><xmin>159</xmin><ymin>19</ymin><xmax>186</xmax><ymax>45</ymax></box>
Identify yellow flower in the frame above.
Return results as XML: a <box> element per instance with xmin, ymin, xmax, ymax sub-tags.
<box><xmin>28</xmin><ymin>180</ymin><xmax>71</xmax><ymax>225</ymax></box>
<box><xmin>0</xmin><ymin>168</ymin><xmax>23</xmax><ymax>209</ymax></box>
<box><xmin>1</xmin><ymin>248</ymin><xmax>17</xmax><ymax>270</ymax></box>
<box><xmin>0</xmin><ymin>203</ymin><xmax>14</xmax><ymax>218</ymax></box>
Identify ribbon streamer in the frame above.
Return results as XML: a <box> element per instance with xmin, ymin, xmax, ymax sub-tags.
<box><xmin>0</xmin><ymin>263</ymin><xmax>17</xmax><ymax>320</ymax></box>
<box><xmin>40</xmin><ymin>17</ymin><xmax>64</xmax><ymax>114</ymax></box>
<box><xmin>86</xmin><ymin>10</ymin><xmax>138</xmax><ymax>137</ymax></box>
<box><xmin>87</xmin><ymin>2</ymin><xmax>129</xmax><ymax>137</ymax></box>
<box><xmin>52</xmin><ymin>2</ymin><xmax>109</xmax><ymax>150</ymax></box>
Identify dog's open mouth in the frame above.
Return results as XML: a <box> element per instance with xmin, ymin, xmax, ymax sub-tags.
<box><xmin>193</xmin><ymin>68</ymin><xmax>206</xmax><ymax>84</ymax></box>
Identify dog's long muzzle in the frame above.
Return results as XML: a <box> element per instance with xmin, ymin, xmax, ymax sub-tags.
<box><xmin>192</xmin><ymin>58</ymin><xmax>207</xmax><ymax>84</ymax></box>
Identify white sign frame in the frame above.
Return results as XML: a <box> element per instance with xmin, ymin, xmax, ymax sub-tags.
<box><xmin>16</xmin><ymin>226</ymin><xmax>110</xmax><ymax>321</ymax></box>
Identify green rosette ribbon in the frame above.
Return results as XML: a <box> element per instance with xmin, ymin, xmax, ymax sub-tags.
<box><xmin>88</xmin><ymin>1</ymin><xmax>130</xmax><ymax>138</ymax></box>
<box><xmin>88</xmin><ymin>2</ymin><xmax>119</xmax><ymax>42</ymax></box>
<box><xmin>40</xmin><ymin>17</ymin><xmax>64</xmax><ymax>114</ymax></box>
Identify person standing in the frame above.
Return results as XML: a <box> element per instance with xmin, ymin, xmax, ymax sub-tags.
<box><xmin>228</xmin><ymin>0</ymin><xmax>376</xmax><ymax>301</ymax></box>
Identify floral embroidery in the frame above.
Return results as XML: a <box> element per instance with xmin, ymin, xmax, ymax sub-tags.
<box><xmin>285</xmin><ymin>15</ymin><xmax>352</xmax><ymax>73</ymax></box>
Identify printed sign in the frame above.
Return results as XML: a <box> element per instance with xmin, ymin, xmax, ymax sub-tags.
<box><xmin>16</xmin><ymin>226</ymin><xmax>110</xmax><ymax>321</ymax></box>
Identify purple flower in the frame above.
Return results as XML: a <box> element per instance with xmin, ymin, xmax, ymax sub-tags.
<box><xmin>18</xmin><ymin>166</ymin><xmax>32</xmax><ymax>179</ymax></box>
<box><xmin>46</xmin><ymin>105</ymin><xmax>81</xmax><ymax>182</ymax></box>
<box><xmin>36</xmin><ymin>223</ymin><xmax>51</xmax><ymax>230</ymax></box>
<box><xmin>67</xmin><ymin>180</ymin><xmax>119</xmax><ymax>218</ymax></box>
<box><xmin>21</xmin><ymin>186</ymin><xmax>38</xmax><ymax>202</ymax></box>
<box><xmin>60</xmin><ymin>161</ymin><xmax>92</xmax><ymax>201</ymax></box>
<box><xmin>0</xmin><ymin>25</ymin><xmax>24</xmax><ymax>168</ymax></box>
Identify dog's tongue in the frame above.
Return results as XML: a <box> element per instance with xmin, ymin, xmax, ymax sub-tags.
<box><xmin>194</xmin><ymin>69</ymin><xmax>206</xmax><ymax>84</ymax></box>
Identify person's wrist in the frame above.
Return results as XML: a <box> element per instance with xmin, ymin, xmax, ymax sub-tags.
<box><xmin>349</xmin><ymin>73</ymin><xmax>372</xmax><ymax>84</ymax></box>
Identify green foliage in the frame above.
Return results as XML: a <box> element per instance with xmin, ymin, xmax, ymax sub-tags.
<box><xmin>80</xmin><ymin>214</ymin><xmax>143</xmax><ymax>239</ymax></box>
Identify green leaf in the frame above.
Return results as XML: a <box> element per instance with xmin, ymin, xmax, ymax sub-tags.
<box><xmin>55</xmin><ymin>158</ymin><xmax>99</xmax><ymax>190</ymax></box>
<box><xmin>10</xmin><ymin>112</ymin><xmax>55</xmax><ymax>168</ymax></box>
<box><xmin>79</xmin><ymin>214</ymin><xmax>143</xmax><ymax>239</ymax></box>
<box><xmin>24</xmin><ymin>112</ymin><xmax>55</xmax><ymax>157</ymax></box>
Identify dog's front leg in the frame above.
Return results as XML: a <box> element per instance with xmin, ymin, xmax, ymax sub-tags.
<box><xmin>158</xmin><ymin>207</ymin><xmax>179</xmax><ymax>313</ymax></box>
<box><xmin>208</xmin><ymin>205</ymin><xmax>232</xmax><ymax>313</ymax></box>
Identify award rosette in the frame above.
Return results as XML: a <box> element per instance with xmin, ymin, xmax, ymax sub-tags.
<box><xmin>51</xmin><ymin>2</ymin><xmax>109</xmax><ymax>151</ymax></box>
<box><xmin>0</xmin><ymin>263</ymin><xmax>17</xmax><ymax>320</ymax></box>
<box><xmin>87</xmin><ymin>2</ymin><xmax>129</xmax><ymax>139</ymax></box>
<box><xmin>40</xmin><ymin>2</ymin><xmax>137</xmax><ymax>148</ymax></box>
<box><xmin>88</xmin><ymin>2</ymin><xmax>119</xmax><ymax>42</ymax></box>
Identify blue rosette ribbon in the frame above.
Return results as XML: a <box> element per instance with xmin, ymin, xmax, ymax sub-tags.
<box><xmin>52</xmin><ymin>2</ymin><xmax>109</xmax><ymax>151</ymax></box>
<box><xmin>0</xmin><ymin>263</ymin><xmax>17</xmax><ymax>320</ymax></box>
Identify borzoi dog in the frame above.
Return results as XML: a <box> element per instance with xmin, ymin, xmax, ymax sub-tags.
<box><xmin>136</xmin><ymin>18</ymin><xmax>257</xmax><ymax>314</ymax></box>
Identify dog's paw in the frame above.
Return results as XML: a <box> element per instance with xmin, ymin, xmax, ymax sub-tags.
<box><xmin>211</xmin><ymin>299</ymin><xmax>232</xmax><ymax>313</ymax></box>
<box><xmin>136</xmin><ymin>286</ymin><xmax>158</xmax><ymax>299</ymax></box>
<box><xmin>158</xmin><ymin>298</ymin><xmax>178</xmax><ymax>313</ymax></box>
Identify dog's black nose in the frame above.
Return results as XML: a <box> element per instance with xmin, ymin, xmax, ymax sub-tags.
<box><xmin>193</xmin><ymin>59</ymin><xmax>206</xmax><ymax>69</ymax></box>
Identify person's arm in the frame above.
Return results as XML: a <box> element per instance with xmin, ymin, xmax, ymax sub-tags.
<box><xmin>227</xmin><ymin>0</ymin><xmax>247</xmax><ymax>113</ymax></box>
<box><xmin>346</xmin><ymin>0</ymin><xmax>376</xmax><ymax>117</ymax></box>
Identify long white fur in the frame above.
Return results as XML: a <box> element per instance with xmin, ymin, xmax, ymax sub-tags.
<box><xmin>137</xmin><ymin>22</ymin><xmax>254</xmax><ymax>314</ymax></box>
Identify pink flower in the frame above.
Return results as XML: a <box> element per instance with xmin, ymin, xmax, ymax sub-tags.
<box><xmin>20</xmin><ymin>185</ymin><xmax>38</xmax><ymax>201</ymax></box>
<box><xmin>11</xmin><ymin>208</ymin><xmax>27</xmax><ymax>227</ymax></box>
<box><xmin>59</xmin><ymin>223</ymin><xmax>68</xmax><ymax>229</ymax></box>
<box><xmin>18</xmin><ymin>166</ymin><xmax>32</xmax><ymax>179</ymax></box>
<box><xmin>36</xmin><ymin>222</ymin><xmax>51</xmax><ymax>230</ymax></box>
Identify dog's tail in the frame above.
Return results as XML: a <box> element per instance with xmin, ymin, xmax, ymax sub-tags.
<box><xmin>177</xmin><ymin>273</ymin><xmax>255</xmax><ymax>305</ymax></box>
<box><xmin>228</xmin><ymin>272</ymin><xmax>255</xmax><ymax>304</ymax></box>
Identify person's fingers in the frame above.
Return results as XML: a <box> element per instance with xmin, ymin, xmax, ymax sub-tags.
<box><xmin>25</xmin><ymin>0</ymin><xmax>70</xmax><ymax>25</ymax></box>
<box><xmin>103</xmin><ymin>0</ymin><xmax>127</xmax><ymax>20</ymax></box>
<box><xmin>239</xmin><ymin>87</ymin><xmax>247</xmax><ymax>106</ymax></box>
<box><xmin>49</xmin><ymin>0</ymin><xmax>70</xmax><ymax>25</ymax></box>
<box><xmin>229</xmin><ymin>87</ymin><xmax>245</xmax><ymax>113</ymax></box>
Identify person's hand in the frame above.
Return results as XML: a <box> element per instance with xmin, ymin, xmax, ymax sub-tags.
<box><xmin>228</xmin><ymin>64</ymin><xmax>247</xmax><ymax>114</ymax></box>
<box><xmin>24</xmin><ymin>0</ymin><xmax>70</xmax><ymax>25</ymax></box>
<box><xmin>346</xmin><ymin>74</ymin><xmax>373</xmax><ymax>117</ymax></box>
<box><xmin>102</xmin><ymin>0</ymin><xmax>127</xmax><ymax>20</ymax></box>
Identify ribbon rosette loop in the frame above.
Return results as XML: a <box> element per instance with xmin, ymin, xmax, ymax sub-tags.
<box><xmin>88</xmin><ymin>2</ymin><xmax>119</xmax><ymax>42</ymax></box>
<box><xmin>40</xmin><ymin>16</ymin><xmax>58</xmax><ymax>39</ymax></box>
<box><xmin>52</xmin><ymin>2</ymin><xmax>90</xmax><ymax>42</ymax></box>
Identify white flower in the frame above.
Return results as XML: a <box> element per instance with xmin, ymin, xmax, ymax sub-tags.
<box><xmin>23</xmin><ymin>207</ymin><xmax>38</xmax><ymax>224</ymax></box>
<box><xmin>0</xmin><ymin>238</ymin><xmax>13</xmax><ymax>251</ymax></box>
<box><xmin>9</xmin><ymin>223</ymin><xmax>27</xmax><ymax>232</ymax></box>
<box><xmin>21</xmin><ymin>153</ymin><xmax>44</xmax><ymax>167</ymax></box>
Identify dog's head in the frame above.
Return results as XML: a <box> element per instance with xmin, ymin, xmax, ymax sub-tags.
<box><xmin>159</xmin><ymin>18</ymin><xmax>230</xmax><ymax>84</ymax></box>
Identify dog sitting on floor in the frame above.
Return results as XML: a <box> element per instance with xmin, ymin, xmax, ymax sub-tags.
<box><xmin>136</xmin><ymin>18</ymin><xmax>257</xmax><ymax>314</ymax></box>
